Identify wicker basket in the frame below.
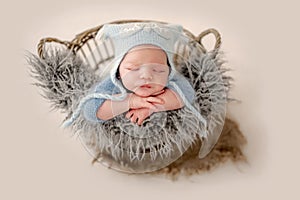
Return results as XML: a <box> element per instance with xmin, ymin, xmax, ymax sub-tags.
<box><xmin>35</xmin><ymin>20</ymin><xmax>246</xmax><ymax>177</ymax></box>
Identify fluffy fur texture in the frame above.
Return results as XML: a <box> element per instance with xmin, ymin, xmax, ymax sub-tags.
<box><xmin>27</xmin><ymin>42</ymin><xmax>232</xmax><ymax>173</ymax></box>
<box><xmin>27</xmin><ymin>49</ymin><xmax>98</xmax><ymax>113</ymax></box>
<box><xmin>153</xmin><ymin>118</ymin><xmax>247</xmax><ymax>180</ymax></box>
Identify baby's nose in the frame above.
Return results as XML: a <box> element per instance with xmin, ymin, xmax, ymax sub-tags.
<box><xmin>140</xmin><ymin>68</ymin><xmax>153</xmax><ymax>80</ymax></box>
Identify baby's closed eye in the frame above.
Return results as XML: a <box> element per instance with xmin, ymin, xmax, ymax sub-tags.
<box><xmin>126</xmin><ymin>66</ymin><xmax>139</xmax><ymax>71</ymax></box>
<box><xmin>153</xmin><ymin>68</ymin><xmax>166</xmax><ymax>73</ymax></box>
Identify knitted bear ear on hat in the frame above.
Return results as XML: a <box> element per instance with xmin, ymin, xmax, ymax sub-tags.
<box><xmin>95</xmin><ymin>22</ymin><xmax>189</xmax><ymax>59</ymax></box>
<box><xmin>96</xmin><ymin>23</ymin><xmax>184</xmax><ymax>41</ymax></box>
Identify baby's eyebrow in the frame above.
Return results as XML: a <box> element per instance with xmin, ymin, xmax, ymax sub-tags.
<box><xmin>151</xmin><ymin>63</ymin><xmax>169</xmax><ymax>68</ymax></box>
<box><xmin>122</xmin><ymin>62</ymin><xmax>168</xmax><ymax>68</ymax></box>
<box><xmin>122</xmin><ymin>62</ymin><xmax>140</xmax><ymax>67</ymax></box>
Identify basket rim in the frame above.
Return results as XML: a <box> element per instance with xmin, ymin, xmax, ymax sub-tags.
<box><xmin>37</xmin><ymin>19</ymin><xmax>221</xmax><ymax>59</ymax></box>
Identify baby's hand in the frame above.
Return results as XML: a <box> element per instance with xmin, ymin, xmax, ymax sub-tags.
<box><xmin>151</xmin><ymin>89</ymin><xmax>184</xmax><ymax>111</ymax></box>
<box><xmin>128</xmin><ymin>93</ymin><xmax>164</xmax><ymax>110</ymax></box>
<box><xmin>150</xmin><ymin>89</ymin><xmax>165</xmax><ymax>96</ymax></box>
<box><xmin>126</xmin><ymin>108</ymin><xmax>153</xmax><ymax>125</ymax></box>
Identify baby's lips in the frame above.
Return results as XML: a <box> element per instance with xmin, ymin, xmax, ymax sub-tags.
<box><xmin>140</xmin><ymin>84</ymin><xmax>152</xmax><ymax>88</ymax></box>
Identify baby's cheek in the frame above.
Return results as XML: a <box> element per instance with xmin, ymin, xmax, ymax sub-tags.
<box><xmin>162</xmin><ymin>74</ymin><xmax>169</xmax><ymax>85</ymax></box>
<box><xmin>159</xmin><ymin>76</ymin><xmax>168</xmax><ymax>86</ymax></box>
<box><xmin>121</xmin><ymin>75</ymin><xmax>135</xmax><ymax>89</ymax></box>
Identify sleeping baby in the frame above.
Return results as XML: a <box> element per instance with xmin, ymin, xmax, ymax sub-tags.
<box><xmin>84</xmin><ymin>44</ymin><xmax>194</xmax><ymax>125</ymax></box>
<box><xmin>63</xmin><ymin>22</ymin><xmax>206</xmax><ymax>127</ymax></box>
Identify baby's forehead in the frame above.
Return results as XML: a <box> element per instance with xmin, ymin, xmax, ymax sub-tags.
<box><xmin>126</xmin><ymin>45</ymin><xmax>167</xmax><ymax>57</ymax></box>
<box><xmin>121</xmin><ymin>45</ymin><xmax>168</xmax><ymax>65</ymax></box>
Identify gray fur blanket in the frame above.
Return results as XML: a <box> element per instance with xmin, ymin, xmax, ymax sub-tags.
<box><xmin>27</xmin><ymin>45</ymin><xmax>231</xmax><ymax>173</ymax></box>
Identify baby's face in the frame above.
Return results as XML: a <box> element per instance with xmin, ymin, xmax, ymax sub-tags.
<box><xmin>119</xmin><ymin>45</ymin><xmax>170</xmax><ymax>97</ymax></box>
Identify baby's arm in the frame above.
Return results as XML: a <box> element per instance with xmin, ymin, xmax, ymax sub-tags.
<box><xmin>125</xmin><ymin>72</ymin><xmax>195</xmax><ymax>125</ymax></box>
<box><xmin>97</xmin><ymin>93</ymin><xmax>164</xmax><ymax>121</ymax></box>
<box><xmin>83</xmin><ymin>77</ymin><xmax>164</xmax><ymax>122</ymax></box>
<box><xmin>126</xmin><ymin>89</ymin><xmax>183</xmax><ymax>125</ymax></box>
<box><xmin>97</xmin><ymin>95</ymin><xmax>130</xmax><ymax>121</ymax></box>
<box><xmin>152</xmin><ymin>88</ymin><xmax>184</xmax><ymax>112</ymax></box>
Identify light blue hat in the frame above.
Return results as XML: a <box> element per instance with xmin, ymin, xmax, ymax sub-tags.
<box><xmin>95</xmin><ymin>22</ymin><xmax>188</xmax><ymax>82</ymax></box>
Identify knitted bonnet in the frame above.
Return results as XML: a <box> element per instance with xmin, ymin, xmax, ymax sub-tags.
<box><xmin>95</xmin><ymin>22</ymin><xmax>186</xmax><ymax>89</ymax></box>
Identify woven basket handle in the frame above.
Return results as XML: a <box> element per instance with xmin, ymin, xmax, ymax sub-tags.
<box><xmin>37</xmin><ymin>37</ymin><xmax>73</xmax><ymax>59</ymax></box>
<box><xmin>197</xmin><ymin>28</ymin><xmax>221</xmax><ymax>52</ymax></box>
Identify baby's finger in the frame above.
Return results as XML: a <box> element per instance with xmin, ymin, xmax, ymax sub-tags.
<box><xmin>126</xmin><ymin>111</ymin><xmax>133</xmax><ymax>119</ymax></box>
<box><xmin>130</xmin><ymin>115</ymin><xmax>138</xmax><ymax>123</ymax></box>
<box><xmin>146</xmin><ymin>97</ymin><xmax>164</xmax><ymax>104</ymax></box>
<box><xmin>137</xmin><ymin>117</ymin><xmax>144</xmax><ymax>126</ymax></box>
<box><xmin>145</xmin><ymin>102</ymin><xmax>157</xmax><ymax>110</ymax></box>
<box><xmin>154</xmin><ymin>89</ymin><xmax>165</xmax><ymax>96</ymax></box>
<box><xmin>150</xmin><ymin>89</ymin><xmax>165</xmax><ymax>96</ymax></box>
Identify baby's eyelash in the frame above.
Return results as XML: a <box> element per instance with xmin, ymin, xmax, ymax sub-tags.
<box><xmin>126</xmin><ymin>67</ymin><xmax>139</xmax><ymax>71</ymax></box>
<box><xmin>153</xmin><ymin>69</ymin><xmax>165</xmax><ymax>73</ymax></box>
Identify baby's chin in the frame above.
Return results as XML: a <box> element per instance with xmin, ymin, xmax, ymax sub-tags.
<box><xmin>134</xmin><ymin>88</ymin><xmax>162</xmax><ymax>97</ymax></box>
<box><xmin>134</xmin><ymin>91</ymin><xmax>156</xmax><ymax>97</ymax></box>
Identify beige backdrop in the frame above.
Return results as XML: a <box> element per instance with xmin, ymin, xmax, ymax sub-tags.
<box><xmin>1</xmin><ymin>0</ymin><xmax>299</xmax><ymax>199</ymax></box>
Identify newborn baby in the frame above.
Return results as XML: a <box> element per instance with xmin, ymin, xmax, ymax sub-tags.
<box><xmin>63</xmin><ymin>22</ymin><xmax>200</xmax><ymax>127</ymax></box>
